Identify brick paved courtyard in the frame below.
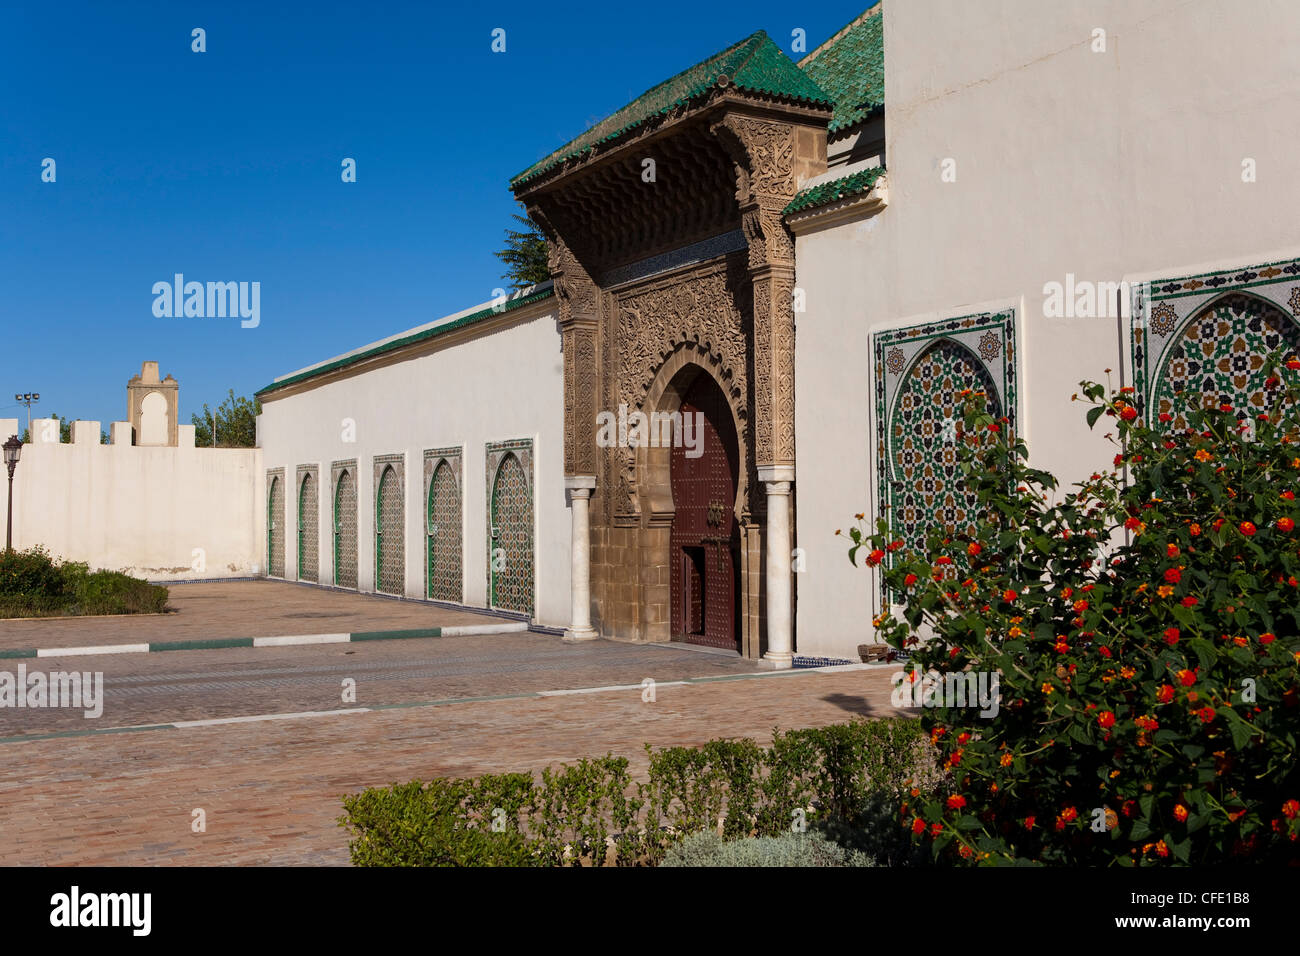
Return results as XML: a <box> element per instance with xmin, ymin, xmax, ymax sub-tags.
<box><xmin>0</xmin><ymin>582</ymin><xmax>904</xmax><ymax>866</ymax></box>
<box><xmin>0</xmin><ymin>579</ymin><xmax>499</xmax><ymax>651</ymax></box>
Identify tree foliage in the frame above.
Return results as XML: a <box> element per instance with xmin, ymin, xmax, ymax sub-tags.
<box><xmin>494</xmin><ymin>212</ymin><xmax>550</xmax><ymax>289</ymax></box>
<box><xmin>847</xmin><ymin>353</ymin><xmax>1300</xmax><ymax>865</ymax></box>
<box><xmin>192</xmin><ymin>390</ymin><xmax>260</xmax><ymax>448</ymax></box>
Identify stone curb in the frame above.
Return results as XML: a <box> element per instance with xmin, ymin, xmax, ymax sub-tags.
<box><xmin>0</xmin><ymin>622</ymin><xmax>532</xmax><ymax>660</ymax></box>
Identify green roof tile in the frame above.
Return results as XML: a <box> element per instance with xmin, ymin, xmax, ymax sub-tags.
<box><xmin>799</xmin><ymin>6</ymin><xmax>884</xmax><ymax>134</ymax></box>
<box><xmin>783</xmin><ymin>165</ymin><xmax>884</xmax><ymax>215</ymax></box>
<box><xmin>255</xmin><ymin>286</ymin><xmax>555</xmax><ymax>398</ymax></box>
<box><xmin>510</xmin><ymin>31</ymin><xmax>831</xmax><ymax>189</ymax></box>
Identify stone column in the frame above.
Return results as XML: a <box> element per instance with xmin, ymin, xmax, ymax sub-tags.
<box><xmin>759</xmin><ymin>466</ymin><xmax>794</xmax><ymax>668</ymax></box>
<box><xmin>564</xmin><ymin>475</ymin><xmax>598</xmax><ymax>642</ymax></box>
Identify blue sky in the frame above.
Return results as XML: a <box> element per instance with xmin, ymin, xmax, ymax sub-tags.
<box><xmin>0</xmin><ymin>0</ymin><xmax>870</xmax><ymax>431</ymax></box>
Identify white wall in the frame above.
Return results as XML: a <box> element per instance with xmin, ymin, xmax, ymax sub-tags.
<box><xmin>257</xmin><ymin>301</ymin><xmax>570</xmax><ymax>626</ymax></box>
<box><xmin>0</xmin><ymin>417</ymin><xmax>261</xmax><ymax>579</ymax></box>
<box><xmin>794</xmin><ymin>0</ymin><xmax>1300</xmax><ymax>659</ymax></box>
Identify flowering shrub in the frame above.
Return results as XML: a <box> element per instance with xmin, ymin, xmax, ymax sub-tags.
<box><xmin>846</xmin><ymin>355</ymin><xmax>1300</xmax><ymax>864</ymax></box>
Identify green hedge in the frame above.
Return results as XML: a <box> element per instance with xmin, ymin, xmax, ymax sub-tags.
<box><xmin>0</xmin><ymin>546</ymin><xmax>168</xmax><ymax>617</ymax></box>
<box><xmin>340</xmin><ymin>717</ymin><xmax>930</xmax><ymax>867</ymax></box>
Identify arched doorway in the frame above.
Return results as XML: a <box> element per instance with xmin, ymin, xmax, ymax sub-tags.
<box><xmin>489</xmin><ymin>452</ymin><xmax>533</xmax><ymax>615</ymax></box>
<box><xmin>298</xmin><ymin>472</ymin><xmax>318</xmax><ymax>582</ymax></box>
<box><xmin>334</xmin><ymin>469</ymin><xmax>357</xmax><ymax>589</ymax></box>
<box><xmin>427</xmin><ymin>459</ymin><xmax>462</xmax><ymax>602</ymax></box>
<box><xmin>139</xmin><ymin>391</ymin><xmax>168</xmax><ymax>446</ymax></box>
<box><xmin>669</xmin><ymin>372</ymin><xmax>740</xmax><ymax>649</ymax></box>
<box><xmin>889</xmin><ymin>339</ymin><xmax>1002</xmax><ymax>562</ymax></box>
<box><xmin>1153</xmin><ymin>292</ymin><xmax>1300</xmax><ymax>430</ymax></box>
<box><xmin>375</xmin><ymin>465</ymin><xmax>404</xmax><ymax>595</ymax></box>
<box><xmin>267</xmin><ymin>475</ymin><xmax>285</xmax><ymax>578</ymax></box>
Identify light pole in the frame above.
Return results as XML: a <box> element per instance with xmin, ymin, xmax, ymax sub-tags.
<box><xmin>4</xmin><ymin>434</ymin><xmax>21</xmax><ymax>552</ymax></box>
<box><xmin>14</xmin><ymin>393</ymin><xmax>39</xmax><ymax>439</ymax></box>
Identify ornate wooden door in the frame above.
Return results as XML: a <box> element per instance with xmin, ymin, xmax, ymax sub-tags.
<box><xmin>670</xmin><ymin>376</ymin><xmax>739</xmax><ymax>649</ymax></box>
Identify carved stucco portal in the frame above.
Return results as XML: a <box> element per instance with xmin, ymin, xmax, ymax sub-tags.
<box><xmin>516</xmin><ymin>92</ymin><xmax>828</xmax><ymax>660</ymax></box>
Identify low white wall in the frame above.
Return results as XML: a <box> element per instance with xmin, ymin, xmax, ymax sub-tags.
<box><xmin>256</xmin><ymin>299</ymin><xmax>570</xmax><ymax>626</ymax></box>
<box><xmin>0</xmin><ymin>417</ymin><xmax>262</xmax><ymax>579</ymax></box>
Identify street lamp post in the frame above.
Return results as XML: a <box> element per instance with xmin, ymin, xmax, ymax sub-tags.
<box><xmin>4</xmin><ymin>434</ymin><xmax>21</xmax><ymax>552</ymax></box>
<box><xmin>14</xmin><ymin>393</ymin><xmax>39</xmax><ymax>439</ymax></box>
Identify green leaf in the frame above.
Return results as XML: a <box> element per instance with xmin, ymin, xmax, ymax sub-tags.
<box><xmin>1188</xmin><ymin>637</ymin><xmax>1217</xmax><ymax>671</ymax></box>
<box><xmin>1086</xmin><ymin>406</ymin><xmax>1105</xmax><ymax>429</ymax></box>
<box><xmin>1223</xmin><ymin>708</ymin><xmax>1253</xmax><ymax>749</ymax></box>
<box><xmin>1171</xmin><ymin>837</ymin><xmax>1192</xmax><ymax>863</ymax></box>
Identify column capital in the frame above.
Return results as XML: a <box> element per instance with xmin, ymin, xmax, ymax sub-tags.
<box><xmin>757</xmin><ymin>465</ymin><xmax>795</xmax><ymax>484</ymax></box>
<box><xmin>564</xmin><ymin>474</ymin><xmax>597</xmax><ymax>492</ymax></box>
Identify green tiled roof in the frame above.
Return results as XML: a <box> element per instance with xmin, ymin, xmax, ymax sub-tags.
<box><xmin>783</xmin><ymin>165</ymin><xmax>884</xmax><ymax>215</ymax></box>
<box><xmin>255</xmin><ymin>286</ymin><xmax>555</xmax><ymax>398</ymax></box>
<box><xmin>799</xmin><ymin>6</ymin><xmax>884</xmax><ymax>134</ymax></box>
<box><xmin>510</xmin><ymin>31</ymin><xmax>831</xmax><ymax>189</ymax></box>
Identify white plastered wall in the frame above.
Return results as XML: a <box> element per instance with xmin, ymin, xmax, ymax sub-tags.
<box><xmin>793</xmin><ymin>0</ymin><xmax>1300</xmax><ymax>660</ymax></box>
<box><xmin>0</xmin><ymin>417</ymin><xmax>262</xmax><ymax>579</ymax></box>
<box><xmin>256</xmin><ymin>301</ymin><xmax>570</xmax><ymax>626</ymax></box>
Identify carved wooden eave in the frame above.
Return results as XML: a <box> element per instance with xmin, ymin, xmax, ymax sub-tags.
<box><xmin>514</xmin><ymin>84</ymin><xmax>831</xmax><ymax>282</ymax></box>
<box><xmin>785</xmin><ymin>172</ymin><xmax>889</xmax><ymax>236</ymax></box>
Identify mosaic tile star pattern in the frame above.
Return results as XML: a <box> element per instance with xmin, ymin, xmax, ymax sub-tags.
<box><xmin>886</xmin><ymin>347</ymin><xmax>905</xmax><ymax>375</ymax></box>
<box><xmin>297</xmin><ymin>469</ymin><xmax>318</xmax><ymax>583</ymax></box>
<box><xmin>333</xmin><ymin>464</ymin><xmax>358</xmax><ymax>590</ymax></box>
<box><xmin>889</xmin><ymin>339</ymin><xmax>1004</xmax><ymax>561</ymax></box>
<box><xmin>1132</xmin><ymin>256</ymin><xmax>1300</xmax><ymax>423</ymax></box>
<box><xmin>977</xmin><ymin>330</ymin><xmax>1001</xmax><ymax>363</ymax></box>
<box><xmin>266</xmin><ymin>470</ymin><xmax>285</xmax><ymax>579</ymax></box>
<box><xmin>427</xmin><ymin>458</ymin><xmax>463</xmax><ymax>602</ymax></box>
<box><xmin>874</xmin><ymin>309</ymin><xmax>1017</xmax><ymax>604</ymax></box>
<box><xmin>375</xmin><ymin>462</ymin><xmax>405</xmax><ymax>595</ymax></box>
<box><xmin>1153</xmin><ymin>293</ymin><xmax>1300</xmax><ymax>430</ymax></box>
<box><xmin>487</xmin><ymin>440</ymin><xmax>534</xmax><ymax>616</ymax></box>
